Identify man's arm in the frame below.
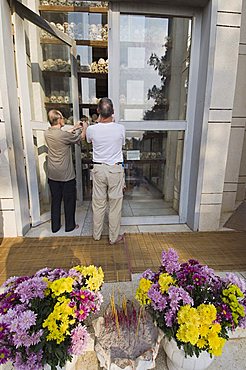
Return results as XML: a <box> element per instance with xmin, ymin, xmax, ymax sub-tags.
<box><xmin>81</xmin><ymin>121</ymin><xmax>88</xmax><ymax>140</ymax></box>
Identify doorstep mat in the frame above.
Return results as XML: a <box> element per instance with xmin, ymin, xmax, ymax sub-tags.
<box><xmin>224</xmin><ymin>201</ymin><xmax>246</xmax><ymax>232</ymax></box>
<box><xmin>0</xmin><ymin>236</ymin><xmax>131</xmax><ymax>286</ymax></box>
<box><xmin>124</xmin><ymin>231</ymin><xmax>246</xmax><ymax>273</ymax></box>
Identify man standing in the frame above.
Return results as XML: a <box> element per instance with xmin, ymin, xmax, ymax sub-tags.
<box><xmin>45</xmin><ymin>110</ymin><xmax>86</xmax><ymax>233</ymax></box>
<box><xmin>85</xmin><ymin>98</ymin><xmax>125</xmax><ymax>244</ymax></box>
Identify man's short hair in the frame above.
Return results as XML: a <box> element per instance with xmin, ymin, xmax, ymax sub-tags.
<box><xmin>48</xmin><ymin>110</ymin><xmax>63</xmax><ymax>126</ymax></box>
<box><xmin>97</xmin><ymin>97</ymin><xmax>114</xmax><ymax>118</ymax></box>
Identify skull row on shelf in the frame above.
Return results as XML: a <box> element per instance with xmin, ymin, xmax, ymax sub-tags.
<box><xmin>41</xmin><ymin>22</ymin><xmax>108</xmax><ymax>41</ymax></box>
<box><xmin>42</xmin><ymin>58</ymin><xmax>108</xmax><ymax>73</ymax></box>
<box><xmin>43</xmin><ymin>59</ymin><xmax>70</xmax><ymax>72</ymax></box>
<box><xmin>90</xmin><ymin>58</ymin><xmax>108</xmax><ymax>73</ymax></box>
<box><xmin>140</xmin><ymin>152</ymin><xmax>162</xmax><ymax>160</ymax></box>
<box><xmin>45</xmin><ymin>94</ymin><xmax>70</xmax><ymax>104</ymax></box>
<box><xmin>44</xmin><ymin>95</ymin><xmax>101</xmax><ymax>104</ymax></box>
<box><xmin>40</xmin><ymin>0</ymin><xmax>108</xmax><ymax>7</ymax></box>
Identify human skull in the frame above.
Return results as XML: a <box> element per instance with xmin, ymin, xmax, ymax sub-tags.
<box><xmin>90</xmin><ymin>61</ymin><xmax>98</xmax><ymax>73</ymax></box>
<box><xmin>50</xmin><ymin>95</ymin><xmax>57</xmax><ymax>103</ymax></box>
<box><xmin>57</xmin><ymin>96</ymin><xmax>64</xmax><ymax>103</ymax></box>
<box><xmin>91</xmin><ymin>96</ymin><xmax>98</xmax><ymax>104</ymax></box>
<box><xmin>64</xmin><ymin>95</ymin><xmax>70</xmax><ymax>104</ymax></box>
<box><xmin>56</xmin><ymin>23</ymin><xmax>64</xmax><ymax>32</ymax></box>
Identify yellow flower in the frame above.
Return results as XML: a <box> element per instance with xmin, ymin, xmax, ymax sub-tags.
<box><xmin>135</xmin><ymin>278</ymin><xmax>153</xmax><ymax>306</ymax></box>
<box><xmin>73</xmin><ymin>265</ymin><xmax>104</xmax><ymax>291</ymax></box>
<box><xmin>176</xmin><ymin>323</ymin><xmax>199</xmax><ymax>345</ymax></box>
<box><xmin>197</xmin><ymin>304</ymin><xmax>217</xmax><ymax>325</ymax></box>
<box><xmin>208</xmin><ymin>333</ymin><xmax>226</xmax><ymax>356</ymax></box>
<box><xmin>177</xmin><ymin>305</ymin><xmax>199</xmax><ymax>325</ymax></box>
<box><xmin>158</xmin><ymin>273</ymin><xmax>175</xmax><ymax>293</ymax></box>
<box><xmin>197</xmin><ymin>338</ymin><xmax>207</xmax><ymax>349</ymax></box>
<box><xmin>49</xmin><ymin>277</ymin><xmax>74</xmax><ymax>296</ymax></box>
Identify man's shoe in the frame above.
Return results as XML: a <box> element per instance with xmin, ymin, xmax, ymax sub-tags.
<box><xmin>109</xmin><ymin>234</ymin><xmax>124</xmax><ymax>245</ymax></box>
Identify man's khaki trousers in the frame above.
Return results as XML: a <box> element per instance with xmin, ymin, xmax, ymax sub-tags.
<box><xmin>91</xmin><ymin>163</ymin><xmax>125</xmax><ymax>243</ymax></box>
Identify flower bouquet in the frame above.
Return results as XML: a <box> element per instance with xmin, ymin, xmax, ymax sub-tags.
<box><xmin>135</xmin><ymin>248</ymin><xmax>246</xmax><ymax>361</ymax></box>
<box><xmin>0</xmin><ymin>264</ymin><xmax>104</xmax><ymax>370</ymax></box>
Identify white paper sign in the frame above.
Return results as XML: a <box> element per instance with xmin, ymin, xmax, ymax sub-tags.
<box><xmin>127</xmin><ymin>150</ymin><xmax>140</xmax><ymax>160</ymax></box>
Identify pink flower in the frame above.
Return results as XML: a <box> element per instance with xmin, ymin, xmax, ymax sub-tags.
<box><xmin>70</xmin><ymin>325</ymin><xmax>89</xmax><ymax>355</ymax></box>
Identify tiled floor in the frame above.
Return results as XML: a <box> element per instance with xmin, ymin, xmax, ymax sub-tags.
<box><xmin>0</xmin><ymin>231</ymin><xmax>246</xmax><ymax>286</ymax></box>
<box><xmin>26</xmin><ymin>202</ymin><xmax>190</xmax><ymax>238</ymax></box>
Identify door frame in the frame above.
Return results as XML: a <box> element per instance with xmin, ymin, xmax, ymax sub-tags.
<box><xmin>108</xmin><ymin>2</ymin><xmax>202</xmax><ymax>225</ymax></box>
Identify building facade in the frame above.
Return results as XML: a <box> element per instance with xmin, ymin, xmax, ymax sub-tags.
<box><xmin>0</xmin><ymin>0</ymin><xmax>245</xmax><ymax>237</ymax></box>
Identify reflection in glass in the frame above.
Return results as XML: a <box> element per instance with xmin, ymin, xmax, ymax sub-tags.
<box><xmin>40</xmin><ymin>12</ymin><xmax>108</xmax><ymax>41</ymax></box>
<box><xmin>119</xmin><ymin>15</ymin><xmax>192</xmax><ymax>121</ymax></box>
<box><xmin>122</xmin><ymin>131</ymin><xmax>184</xmax><ymax>217</ymax></box>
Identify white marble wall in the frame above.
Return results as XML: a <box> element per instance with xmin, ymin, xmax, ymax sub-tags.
<box><xmin>0</xmin><ymin>0</ymin><xmax>30</xmax><ymax>237</ymax></box>
<box><xmin>221</xmin><ymin>0</ymin><xmax>246</xmax><ymax>211</ymax></box>
<box><xmin>198</xmin><ymin>0</ymin><xmax>243</xmax><ymax>230</ymax></box>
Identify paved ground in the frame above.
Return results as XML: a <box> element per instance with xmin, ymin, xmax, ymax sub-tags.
<box><xmin>1</xmin><ymin>231</ymin><xmax>246</xmax><ymax>285</ymax></box>
<box><xmin>1</xmin><ymin>231</ymin><xmax>246</xmax><ymax>369</ymax></box>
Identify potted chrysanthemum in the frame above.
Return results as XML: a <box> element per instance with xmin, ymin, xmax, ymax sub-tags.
<box><xmin>0</xmin><ymin>264</ymin><xmax>104</xmax><ymax>370</ymax></box>
<box><xmin>135</xmin><ymin>248</ymin><xmax>246</xmax><ymax>370</ymax></box>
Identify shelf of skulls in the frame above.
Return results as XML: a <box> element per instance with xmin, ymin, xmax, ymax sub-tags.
<box><xmin>39</xmin><ymin>5</ymin><xmax>108</xmax><ymax>12</ymax></box>
<box><xmin>40</xmin><ymin>23</ymin><xmax>108</xmax><ymax>43</ymax></box>
<box><xmin>77</xmin><ymin>58</ymin><xmax>108</xmax><ymax>76</ymax></box>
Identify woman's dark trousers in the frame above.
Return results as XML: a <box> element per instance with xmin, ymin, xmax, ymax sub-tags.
<box><xmin>48</xmin><ymin>178</ymin><xmax>76</xmax><ymax>233</ymax></box>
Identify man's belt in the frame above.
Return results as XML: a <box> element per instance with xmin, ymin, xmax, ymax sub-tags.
<box><xmin>93</xmin><ymin>162</ymin><xmax>123</xmax><ymax>165</ymax></box>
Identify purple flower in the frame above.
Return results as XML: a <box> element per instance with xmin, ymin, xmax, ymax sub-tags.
<box><xmin>148</xmin><ymin>285</ymin><xmax>167</xmax><ymax>311</ymax></box>
<box><xmin>14</xmin><ymin>349</ymin><xmax>43</xmax><ymax>370</ymax></box>
<box><xmin>35</xmin><ymin>267</ymin><xmax>68</xmax><ymax>281</ymax></box>
<box><xmin>13</xmin><ymin>329</ymin><xmax>43</xmax><ymax>348</ymax></box>
<box><xmin>2</xmin><ymin>276</ymin><xmax>29</xmax><ymax>291</ymax></box>
<box><xmin>168</xmin><ymin>286</ymin><xmax>193</xmax><ymax>306</ymax></box>
<box><xmin>142</xmin><ymin>269</ymin><xmax>155</xmax><ymax>280</ymax></box>
<box><xmin>225</xmin><ymin>273</ymin><xmax>246</xmax><ymax>293</ymax></box>
<box><xmin>165</xmin><ymin>309</ymin><xmax>175</xmax><ymax>327</ymax></box>
<box><xmin>161</xmin><ymin>248</ymin><xmax>180</xmax><ymax>274</ymax></box>
<box><xmin>0</xmin><ymin>347</ymin><xmax>11</xmax><ymax>364</ymax></box>
<box><xmin>14</xmin><ymin>277</ymin><xmax>47</xmax><ymax>303</ymax></box>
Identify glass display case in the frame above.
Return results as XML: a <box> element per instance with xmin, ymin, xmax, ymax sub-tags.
<box><xmin>39</xmin><ymin>0</ymin><xmax>108</xmax><ymax>199</ymax></box>
<box><xmin>39</xmin><ymin>1</ymin><xmax>108</xmax><ymax>123</ymax></box>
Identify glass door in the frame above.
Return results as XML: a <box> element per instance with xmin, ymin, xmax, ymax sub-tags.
<box><xmin>109</xmin><ymin>4</ymin><xmax>198</xmax><ymax>225</ymax></box>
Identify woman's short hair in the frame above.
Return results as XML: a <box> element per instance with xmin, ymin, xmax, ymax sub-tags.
<box><xmin>97</xmin><ymin>98</ymin><xmax>114</xmax><ymax>118</ymax></box>
<box><xmin>48</xmin><ymin>110</ymin><xmax>63</xmax><ymax>126</ymax></box>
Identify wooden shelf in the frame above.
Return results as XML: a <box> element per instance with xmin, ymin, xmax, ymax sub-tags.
<box><xmin>76</xmin><ymin>40</ymin><xmax>107</xmax><ymax>47</ymax></box>
<box><xmin>39</xmin><ymin>6</ymin><xmax>108</xmax><ymax>13</ymax></box>
<box><xmin>41</xmin><ymin>39</ymin><xmax>107</xmax><ymax>47</ymax></box>
<box><xmin>40</xmin><ymin>37</ymin><xmax>65</xmax><ymax>45</ymax></box>
<box><xmin>45</xmin><ymin>103</ymin><xmax>72</xmax><ymax>108</ymax></box>
<box><xmin>42</xmin><ymin>70</ymin><xmax>71</xmax><ymax>77</ymax></box>
<box><xmin>78</xmin><ymin>72</ymin><xmax>107</xmax><ymax>78</ymax></box>
<box><xmin>79</xmin><ymin>103</ymin><xmax>98</xmax><ymax>108</ymax></box>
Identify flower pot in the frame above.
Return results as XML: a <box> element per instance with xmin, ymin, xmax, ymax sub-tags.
<box><xmin>93</xmin><ymin>316</ymin><xmax>164</xmax><ymax>370</ymax></box>
<box><xmin>44</xmin><ymin>355</ymin><xmax>78</xmax><ymax>370</ymax></box>
<box><xmin>163</xmin><ymin>337</ymin><xmax>214</xmax><ymax>370</ymax></box>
